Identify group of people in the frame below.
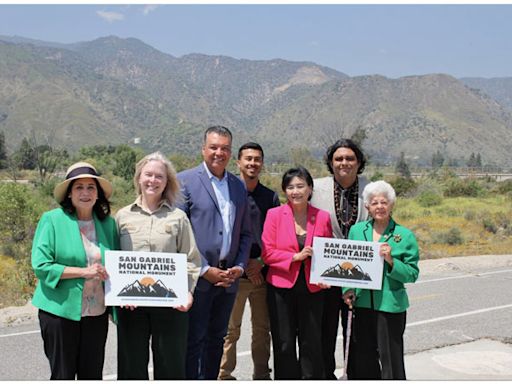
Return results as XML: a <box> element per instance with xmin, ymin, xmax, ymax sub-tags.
<box><xmin>31</xmin><ymin>125</ymin><xmax>419</xmax><ymax>380</ymax></box>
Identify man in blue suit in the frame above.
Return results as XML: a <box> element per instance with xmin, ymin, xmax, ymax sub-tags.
<box><xmin>177</xmin><ymin>125</ymin><xmax>252</xmax><ymax>380</ymax></box>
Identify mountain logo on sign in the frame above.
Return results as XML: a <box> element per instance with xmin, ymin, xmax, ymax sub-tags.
<box><xmin>118</xmin><ymin>276</ymin><xmax>177</xmax><ymax>298</ymax></box>
<box><xmin>321</xmin><ymin>262</ymin><xmax>372</xmax><ymax>281</ymax></box>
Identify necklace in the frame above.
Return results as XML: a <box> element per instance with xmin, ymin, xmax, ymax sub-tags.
<box><xmin>334</xmin><ymin>178</ymin><xmax>359</xmax><ymax>234</ymax></box>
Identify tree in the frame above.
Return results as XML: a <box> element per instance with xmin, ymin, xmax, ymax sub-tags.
<box><xmin>113</xmin><ymin>145</ymin><xmax>137</xmax><ymax>181</ymax></box>
<box><xmin>34</xmin><ymin>145</ymin><xmax>69</xmax><ymax>183</ymax></box>
<box><xmin>16</xmin><ymin>137</ymin><xmax>37</xmax><ymax>170</ymax></box>
<box><xmin>350</xmin><ymin>127</ymin><xmax>368</xmax><ymax>147</ymax></box>
<box><xmin>475</xmin><ymin>153</ymin><xmax>482</xmax><ymax>168</ymax></box>
<box><xmin>431</xmin><ymin>150</ymin><xmax>445</xmax><ymax>169</ymax></box>
<box><xmin>467</xmin><ymin>152</ymin><xmax>482</xmax><ymax>168</ymax></box>
<box><xmin>5</xmin><ymin>152</ymin><xmax>23</xmax><ymax>182</ymax></box>
<box><xmin>395</xmin><ymin>152</ymin><xmax>411</xmax><ymax>179</ymax></box>
<box><xmin>169</xmin><ymin>153</ymin><xmax>197</xmax><ymax>173</ymax></box>
<box><xmin>0</xmin><ymin>131</ymin><xmax>6</xmax><ymax>168</ymax></box>
<box><xmin>288</xmin><ymin>146</ymin><xmax>323</xmax><ymax>174</ymax></box>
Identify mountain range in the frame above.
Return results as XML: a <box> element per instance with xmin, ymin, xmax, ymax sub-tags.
<box><xmin>118</xmin><ymin>279</ymin><xmax>177</xmax><ymax>298</ymax></box>
<box><xmin>1</xmin><ymin>34</ymin><xmax>512</xmax><ymax>167</ymax></box>
<box><xmin>321</xmin><ymin>263</ymin><xmax>372</xmax><ymax>281</ymax></box>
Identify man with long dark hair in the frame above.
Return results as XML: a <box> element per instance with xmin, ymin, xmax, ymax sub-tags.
<box><xmin>310</xmin><ymin>138</ymin><xmax>368</xmax><ymax>379</ymax></box>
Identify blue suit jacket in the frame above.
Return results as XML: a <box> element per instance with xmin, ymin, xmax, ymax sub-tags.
<box><xmin>177</xmin><ymin>163</ymin><xmax>252</xmax><ymax>293</ymax></box>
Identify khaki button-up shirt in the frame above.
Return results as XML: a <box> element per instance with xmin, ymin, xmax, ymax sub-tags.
<box><xmin>115</xmin><ymin>197</ymin><xmax>201</xmax><ymax>293</ymax></box>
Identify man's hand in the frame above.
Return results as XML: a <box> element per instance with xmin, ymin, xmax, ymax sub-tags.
<box><xmin>246</xmin><ymin>258</ymin><xmax>263</xmax><ymax>276</ymax></box>
<box><xmin>203</xmin><ymin>267</ymin><xmax>231</xmax><ymax>285</ymax></box>
<box><xmin>226</xmin><ymin>266</ymin><xmax>243</xmax><ymax>280</ymax></box>
<box><xmin>246</xmin><ymin>259</ymin><xmax>264</xmax><ymax>286</ymax></box>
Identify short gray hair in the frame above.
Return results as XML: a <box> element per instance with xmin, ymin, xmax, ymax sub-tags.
<box><xmin>363</xmin><ymin>180</ymin><xmax>396</xmax><ymax>207</ymax></box>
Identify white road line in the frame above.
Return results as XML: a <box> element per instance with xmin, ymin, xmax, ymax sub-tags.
<box><xmin>0</xmin><ymin>330</ymin><xmax>39</xmax><ymax>338</ymax></box>
<box><xmin>415</xmin><ymin>269</ymin><xmax>512</xmax><ymax>284</ymax></box>
<box><xmin>407</xmin><ymin>303</ymin><xmax>512</xmax><ymax>327</ymax></box>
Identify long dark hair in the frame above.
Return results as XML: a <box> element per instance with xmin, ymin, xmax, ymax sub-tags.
<box><xmin>324</xmin><ymin>138</ymin><xmax>366</xmax><ymax>174</ymax></box>
<box><xmin>60</xmin><ymin>179</ymin><xmax>111</xmax><ymax>220</ymax></box>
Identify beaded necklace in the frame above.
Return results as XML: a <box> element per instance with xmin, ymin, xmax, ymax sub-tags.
<box><xmin>334</xmin><ymin>178</ymin><xmax>359</xmax><ymax>237</ymax></box>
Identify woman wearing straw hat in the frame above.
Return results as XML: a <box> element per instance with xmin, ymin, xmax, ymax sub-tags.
<box><xmin>31</xmin><ymin>161</ymin><xmax>119</xmax><ymax>380</ymax></box>
<box><xmin>115</xmin><ymin>152</ymin><xmax>201</xmax><ymax>380</ymax></box>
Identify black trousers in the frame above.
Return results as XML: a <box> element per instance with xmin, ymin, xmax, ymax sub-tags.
<box><xmin>38</xmin><ymin>309</ymin><xmax>108</xmax><ymax>380</ymax></box>
<box><xmin>321</xmin><ymin>287</ymin><xmax>349</xmax><ymax>379</ymax></box>
<box><xmin>347</xmin><ymin>307</ymin><xmax>407</xmax><ymax>380</ymax></box>
<box><xmin>117</xmin><ymin>306</ymin><xmax>188</xmax><ymax>380</ymax></box>
<box><xmin>266</xmin><ymin>272</ymin><xmax>325</xmax><ymax>380</ymax></box>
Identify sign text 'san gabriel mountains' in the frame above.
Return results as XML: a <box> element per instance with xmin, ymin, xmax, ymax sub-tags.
<box><xmin>1</xmin><ymin>35</ymin><xmax>512</xmax><ymax>166</ymax></box>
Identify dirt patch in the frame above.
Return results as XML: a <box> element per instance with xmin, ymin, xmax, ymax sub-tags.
<box><xmin>420</xmin><ymin>254</ymin><xmax>512</xmax><ymax>276</ymax></box>
<box><xmin>0</xmin><ymin>300</ymin><xmax>38</xmax><ymax>328</ymax></box>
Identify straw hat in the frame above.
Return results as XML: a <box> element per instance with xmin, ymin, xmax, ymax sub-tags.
<box><xmin>53</xmin><ymin>162</ymin><xmax>113</xmax><ymax>203</ymax></box>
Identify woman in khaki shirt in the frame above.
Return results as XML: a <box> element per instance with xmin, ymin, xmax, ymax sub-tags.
<box><xmin>115</xmin><ymin>152</ymin><xmax>201</xmax><ymax>380</ymax></box>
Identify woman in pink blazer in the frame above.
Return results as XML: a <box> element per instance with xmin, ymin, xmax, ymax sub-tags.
<box><xmin>262</xmin><ymin>166</ymin><xmax>333</xmax><ymax>379</ymax></box>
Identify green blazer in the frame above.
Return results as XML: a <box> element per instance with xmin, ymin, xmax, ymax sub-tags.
<box><xmin>31</xmin><ymin>208</ymin><xmax>119</xmax><ymax>321</ymax></box>
<box><xmin>344</xmin><ymin>218</ymin><xmax>419</xmax><ymax>313</ymax></box>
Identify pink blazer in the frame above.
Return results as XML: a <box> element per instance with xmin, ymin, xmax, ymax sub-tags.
<box><xmin>262</xmin><ymin>202</ymin><xmax>333</xmax><ymax>293</ymax></box>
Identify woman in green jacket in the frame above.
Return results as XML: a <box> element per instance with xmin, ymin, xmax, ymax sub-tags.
<box><xmin>31</xmin><ymin>162</ymin><xmax>119</xmax><ymax>380</ymax></box>
<box><xmin>343</xmin><ymin>180</ymin><xmax>419</xmax><ymax>380</ymax></box>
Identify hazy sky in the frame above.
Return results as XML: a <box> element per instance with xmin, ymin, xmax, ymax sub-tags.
<box><xmin>0</xmin><ymin>3</ymin><xmax>511</xmax><ymax>79</ymax></box>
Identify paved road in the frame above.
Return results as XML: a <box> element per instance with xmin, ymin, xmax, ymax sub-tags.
<box><xmin>1</xmin><ymin>255</ymin><xmax>512</xmax><ymax>380</ymax></box>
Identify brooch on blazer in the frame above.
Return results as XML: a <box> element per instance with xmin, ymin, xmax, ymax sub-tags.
<box><xmin>393</xmin><ymin>234</ymin><xmax>402</xmax><ymax>243</ymax></box>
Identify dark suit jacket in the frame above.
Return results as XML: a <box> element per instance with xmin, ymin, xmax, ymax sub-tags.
<box><xmin>177</xmin><ymin>163</ymin><xmax>252</xmax><ymax>293</ymax></box>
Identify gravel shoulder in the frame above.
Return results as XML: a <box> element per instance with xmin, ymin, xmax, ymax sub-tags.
<box><xmin>2</xmin><ymin>254</ymin><xmax>512</xmax><ymax>328</ymax></box>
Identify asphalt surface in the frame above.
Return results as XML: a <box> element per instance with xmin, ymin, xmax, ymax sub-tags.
<box><xmin>1</xmin><ymin>254</ymin><xmax>512</xmax><ymax>380</ymax></box>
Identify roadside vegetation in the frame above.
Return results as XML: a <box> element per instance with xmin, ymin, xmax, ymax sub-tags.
<box><xmin>1</xmin><ymin>136</ymin><xmax>511</xmax><ymax>308</ymax></box>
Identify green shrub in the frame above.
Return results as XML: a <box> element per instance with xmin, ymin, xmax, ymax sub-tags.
<box><xmin>434</xmin><ymin>227</ymin><xmax>464</xmax><ymax>245</ymax></box>
<box><xmin>0</xmin><ymin>257</ymin><xmax>35</xmax><ymax>307</ymax></box>
<box><xmin>370</xmin><ymin>171</ymin><xmax>384</xmax><ymax>182</ymax></box>
<box><xmin>482</xmin><ymin>218</ymin><xmax>497</xmax><ymax>234</ymax></box>
<box><xmin>389</xmin><ymin>176</ymin><xmax>416</xmax><ymax>197</ymax></box>
<box><xmin>0</xmin><ymin>183</ymin><xmax>39</xmax><ymax>244</ymax></box>
<box><xmin>495</xmin><ymin>212</ymin><xmax>511</xmax><ymax>230</ymax></box>
<box><xmin>37</xmin><ymin>177</ymin><xmax>59</xmax><ymax>198</ymax></box>
<box><xmin>494</xmin><ymin>180</ymin><xmax>512</xmax><ymax>195</ymax></box>
<box><xmin>463</xmin><ymin>210</ymin><xmax>475</xmax><ymax>221</ymax></box>
<box><xmin>416</xmin><ymin>190</ymin><xmax>443</xmax><ymax>207</ymax></box>
<box><xmin>110</xmin><ymin>176</ymin><xmax>136</xmax><ymax>211</ymax></box>
<box><xmin>443</xmin><ymin>208</ymin><xmax>460</xmax><ymax>217</ymax></box>
<box><xmin>0</xmin><ymin>183</ymin><xmax>39</xmax><ymax>301</ymax></box>
<box><xmin>443</xmin><ymin>178</ymin><xmax>484</xmax><ymax>197</ymax></box>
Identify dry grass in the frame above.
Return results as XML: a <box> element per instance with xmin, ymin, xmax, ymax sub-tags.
<box><xmin>0</xmin><ymin>255</ymin><xmax>33</xmax><ymax>309</ymax></box>
<box><xmin>394</xmin><ymin>196</ymin><xmax>512</xmax><ymax>259</ymax></box>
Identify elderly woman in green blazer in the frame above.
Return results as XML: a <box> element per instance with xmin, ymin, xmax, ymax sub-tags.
<box><xmin>343</xmin><ymin>180</ymin><xmax>419</xmax><ymax>380</ymax></box>
<box><xmin>31</xmin><ymin>162</ymin><xmax>119</xmax><ymax>380</ymax></box>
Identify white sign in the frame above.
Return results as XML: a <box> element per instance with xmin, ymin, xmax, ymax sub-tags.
<box><xmin>310</xmin><ymin>237</ymin><xmax>384</xmax><ymax>290</ymax></box>
<box><xmin>104</xmin><ymin>250</ymin><xmax>188</xmax><ymax>307</ymax></box>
